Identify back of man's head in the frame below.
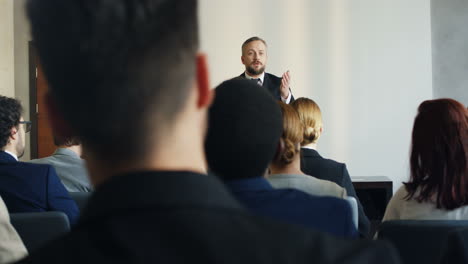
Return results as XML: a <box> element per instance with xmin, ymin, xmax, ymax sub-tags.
<box><xmin>53</xmin><ymin>135</ymin><xmax>81</xmax><ymax>148</ymax></box>
<box><xmin>0</xmin><ymin>96</ymin><xmax>23</xmax><ymax>150</ymax></box>
<box><xmin>27</xmin><ymin>0</ymin><xmax>198</xmax><ymax>164</ymax></box>
<box><xmin>205</xmin><ymin>79</ymin><xmax>282</xmax><ymax>180</ymax></box>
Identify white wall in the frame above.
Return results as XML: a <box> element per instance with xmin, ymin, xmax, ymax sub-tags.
<box><xmin>0</xmin><ymin>0</ymin><xmax>15</xmax><ymax>97</ymax></box>
<box><xmin>14</xmin><ymin>0</ymin><xmax>31</xmax><ymax>160</ymax></box>
<box><xmin>200</xmin><ymin>0</ymin><xmax>433</xmax><ymax>192</ymax></box>
<box><xmin>431</xmin><ymin>0</ymin><xmax>468</xmax><ymax>106</ymax></box>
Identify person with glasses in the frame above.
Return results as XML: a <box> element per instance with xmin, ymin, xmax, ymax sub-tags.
<box><xmin>0</xmin><ymin>96</ymin><xmax>79</xmax><ymax>226</ymax></box>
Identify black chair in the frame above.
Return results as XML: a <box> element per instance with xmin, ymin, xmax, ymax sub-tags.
<box><xmin>10</xmin><ymin>211</ymin><xmax>70</xmax><ymax>252</ymax></box>
<box><xmin>69</xmin><ymin>192</ymin><xmax>92</xmax><ymax>211</ymax></box>
<box><xmin>377</xmin><ymin>220</ymin><xmax>468</xmax><ymax>264</ymax></box>
<box><xmin>440</xmin><ymin>227</ymin><xmax>468</xmax><ymax>264</ymax></box>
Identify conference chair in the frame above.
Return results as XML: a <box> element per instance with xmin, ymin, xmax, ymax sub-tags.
<box><xmin>345</xmin><ymin>197</ymin><xmax>358</xmax><ymax>229</ymax></box>
<box><xmin>377</xmin><ymin>220</ymin><xmax>468</xmax><ymax>264</ymax></box>
<box><xmin>439</xmin><ymin>227</ymin><xmax>468</xmax><ymax>264</ymax></box>
<box><xmin>10</xmin><ymin>211</ymin><xmax>70</xmax><ymax>252</ymax></box>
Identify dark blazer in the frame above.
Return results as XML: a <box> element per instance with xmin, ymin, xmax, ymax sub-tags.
<box><xmin>300</xmin><ymin>148</ymin><xmax>370</xmax><ymax>237</ymax></box>
<box><xmin>238</xmin><ymin>72</ymin><xmax>294</xmax><ymax>102</ymax></box>
<box><xmin>0</xmin><ymin>151</ymin><xmax>79</xmax><ymax>226</ymax></box>
<box><xmin>225</xmin><ymin>177</ymin><xmax>357</xmax><ymax>238</ymax></box>
<box><xmin>18</xmin><ymin>170</ymin><xmax>401</xmax><ymax>264</ymax></box>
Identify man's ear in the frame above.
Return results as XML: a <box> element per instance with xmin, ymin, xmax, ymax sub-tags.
<box><xmin>196</xmin><ymin>53</ymin><xmax>213</xmax><ymax>109</ymax></box>
<box><xmin>10</xmin><ymin>126</ymin><xmax>18</xmax><ymax>140</ymax></box>
<box><xmin>241</xmin><ymin>55</ymin><xmax>245</xmax><ymax>65</ymax></box>
<box><xmin>45</xmin><ymin>92</ymin><xmax>74</xmax><ymax>140</ymax></box>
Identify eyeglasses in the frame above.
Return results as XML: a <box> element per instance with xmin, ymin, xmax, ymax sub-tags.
<box><xmin>19</xmin><ymin>121</ymin><xmax>32</xmax><ymax>133</ymax></box>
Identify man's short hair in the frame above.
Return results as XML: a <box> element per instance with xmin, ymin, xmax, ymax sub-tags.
<box><xmin>53</xmin><ymin>135</ymin><xmax>81</xmax><ymax>148</ymax></box>
<box><xmin>0</xmin><ymin>96</ymin><xmax>23</xmax><ymax>149</ymax></box>
<box><xmin>242</xmin><ymin>36</ymin><xmax>267</xmax><ymax>50</ymax></box>
<box><xmin>205</xmin><ymin>79</ymin><xmax>282</xmax><ymax>180</ymax></box>
<box><xmin>27</xmin><ymin>0</ymin><xmax>199</xmax><ymax>163</ymax></box>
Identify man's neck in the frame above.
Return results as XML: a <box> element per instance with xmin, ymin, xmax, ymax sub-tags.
<box><xmin>86</xmin><ymin>113</ymin><xmax>208</xmax><ymax>187</ymax></box>
<box><xmin>244</xmin><ymin>71</ymin><xmax>265</xmax><ymax>80</ymax></box>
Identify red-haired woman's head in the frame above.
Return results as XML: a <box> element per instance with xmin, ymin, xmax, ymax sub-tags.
<box><xmin>405</xmin><ymin>98</ymin><xmax>468</xmax><ymax>209</ymax></box>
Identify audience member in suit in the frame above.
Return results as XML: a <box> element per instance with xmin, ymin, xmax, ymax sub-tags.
<box><xmin>29</xmin><ymin>136</ymin><xmax>92</xmax><ymax>192</ymax></box>
<box><xmin>268</xmin><ymin>101</ymin><xmax>347</xmax><ymax>199</ymax></box>
<box><xmin>0</xmin><ymin>196</ymin><xmax>27</xmax><ymax>264</ymax></box>
<box><xmin>237</xmin><ymin>36</ymin><xmax>294</xmax><ymax>103</ymax></box>
<box><xmin>205</xmin><ymin>80</ymin><xmax>357</xmax><ymax>238</ymax></box>
<box><xmin>20</xmin><ymin>0</ymin><xmax>402</xmax><ymax>263</ymax></box>
<box><xmin>291</xmin><ymin>97</ymin><xmax>371</xmax><ymax>237</ymax></box>
<box><xmin>0</xmin><ymin>96</ymin><xmax>79</xmax><ymax>226</ymax></box>
<box><xmin>383</xmin><ymin>99</ymin><xmax>468</xmax><ymax>221</ymax></box>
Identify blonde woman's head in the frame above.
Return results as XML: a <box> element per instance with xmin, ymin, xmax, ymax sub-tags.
<box><xmin>291</xmin><ymin>97</ymin><xmax>323</xmax><ymax>146</ymax></box>
<box><xmin>275</xmin><ymin>101</ymin><xmax>304</xmax><ymax>165</ymax></box>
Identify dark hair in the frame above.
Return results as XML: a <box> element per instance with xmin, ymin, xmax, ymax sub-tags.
<box><xmin>274</xmin><ymin>101</ymin><xmax>303</xmax><ymax>165</ymax></box>
<box><xmin>27</xmin><ymin>0</ymin><xmax>198</xmax><ymax>163</ymax></box>
<box><xmin>242</xmin><ymin>36</ymin><xmax>267</xmax><ymax>50</ymax></box>
<box><xmin>404</xmin><ymin>98</ymin><xmax>468</xmax><ymax>210</ymax></box>
<box><xmin>0</xmin><ymin>96</ymin><xmax>23</xmax><ymax>149</ymax></box>
<box><xmin>53</xmin><ymin>135</ymin><xmax>81</xmax><ymax>147</ymax></box>
<box><xmin>205</xmin><ymin>79</ymin><xmax>282</xmax><ymax>180</ymax></box>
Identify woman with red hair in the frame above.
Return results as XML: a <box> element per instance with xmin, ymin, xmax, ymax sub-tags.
<box><xmin>383</xmin><ymin>98</ymin><xmax>468</xmax><ymax>220</ymax></box>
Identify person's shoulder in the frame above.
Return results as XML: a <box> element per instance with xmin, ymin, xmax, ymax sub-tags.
<box><xmin>265</xmin><ymin>72</ymin><xmax>281</xmax><ymax>81</ymax></box>
<box><xmin>311</xmin><ymin>176</ymin><xmax>347</xmax><ymax>197</ymax></box>
<box><xmin>9</xmin><ymin>160</ymin><xmax>52</xmax><ymax>174</ymax></box>
<box><xmin>28</xmin><ymin>156</ymin><xmax>53</xmax><ymax>165</ymax></box>
<box><xmin>392</xmin><ymin>185</ymin><xmax>409</xmax><ymax>201</ymax></box>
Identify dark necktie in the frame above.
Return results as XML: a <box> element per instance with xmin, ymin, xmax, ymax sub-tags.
<box><xmin>255</xmin><ymin>78</ymin><xmax>262</xmax><ymax>86</ymax></box>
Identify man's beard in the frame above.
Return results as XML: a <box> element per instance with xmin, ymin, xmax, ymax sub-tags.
<box><xmin>246</xmin><ymin>64</ymin><xmax>265</xmax><ymax>76</ymax></box>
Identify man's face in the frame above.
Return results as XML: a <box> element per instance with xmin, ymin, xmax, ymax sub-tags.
<box><xmin>15</xmin><ymin>117</ymin><xmax>26</xmax><ymax>158</ymax></box>
<box><xmin>241</xmin><ymin>40</ymin><xmax>267</xmax><ymax>76</ymax></box>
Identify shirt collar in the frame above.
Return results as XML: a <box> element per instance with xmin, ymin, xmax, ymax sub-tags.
<box><xmin>54</xmin><ymin>148</ymin><xmax>81</xmax><ymax>159</ymax></box>
<box><xmin>3</xmin><ymin>150</ymin><xmax>18</xmax><ymax>161</ymax></box>
<box><xmin>244</xmin><ymin>71</ymin><xmax>265</xmax><ymax>84</ymax></box>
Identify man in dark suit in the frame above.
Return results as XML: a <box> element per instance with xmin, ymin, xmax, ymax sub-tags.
<box><xmin>0</xmin><ymin>96</ymin><xmax>79</xmax><ymax>226</ymax></box>
<box><xmin>21</xmin><ymin>0</ymin><xmax>400</xmax><ymax>263</ymax></box>
<box><xmin>238</xmin><ymin>36</ymin><xmax>294</xmax><ymax>103</ymax></box>
<box><xmin>205</xmin><ymin>79</ymin><xmax>357</xmax><ymax>238</ymax></box>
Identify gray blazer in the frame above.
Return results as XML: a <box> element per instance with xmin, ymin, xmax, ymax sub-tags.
<box><xmin>267</xmin><ymin>173</ymin><xmax>347</xmax><ymax>199</ymax></box>
<box><xmin>29</xmin><ymin>148</ymin><xmax>92</xmax><ymax>192</ymax></box>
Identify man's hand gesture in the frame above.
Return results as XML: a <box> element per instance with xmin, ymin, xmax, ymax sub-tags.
<box><xmin>280</xmin><ymin>70</ymin><xmax>291</xmax><ymax>99</ymax></box>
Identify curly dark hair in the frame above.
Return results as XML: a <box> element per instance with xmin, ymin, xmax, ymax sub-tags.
<box><xmin>0</xmin><ymin>96</ymin><xmax>23</xmax><ymax>149</ymax></box>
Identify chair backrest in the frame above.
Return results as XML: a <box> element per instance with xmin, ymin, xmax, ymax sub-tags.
<box><xmin>440</xmin><ymin>227</ymin><xmax>468</xmax><ymax>264</ymax></box>
<box><xmin>69</xmin><ymin>192</ymin><xmax>92</xmax><ymax>211</ymax></box>
<box><xmin>377</xmin><ymin>220</ymin><xmax>468</xmax><ymax>264</ymax></box>
<box><xmin>10</xmin><ymin>211</ymin><xmax>70</xmax><ymax>252</ymax></box>
<box><xmin>345</xmin><ymin>196</ymin><xmax>358</xmax><ymax>229</ymax></box>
